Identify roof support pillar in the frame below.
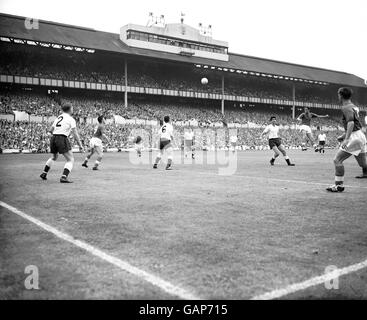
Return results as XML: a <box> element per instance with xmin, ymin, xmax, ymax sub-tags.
<box><xmin>124</xmin><ymin>59</ymin><xmax>128</xmax><ymax>109</ymax></box>
<box><xmin>221</xmin><ymin>75</ymin><xmax>225</xmax><ymax>115</ymax></box>
<box><xmin>292</xmin><ymin>82</ymin><xmax>296</xmax><ymax>119</ymax></box>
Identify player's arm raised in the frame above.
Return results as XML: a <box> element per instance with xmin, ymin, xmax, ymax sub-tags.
<box><xmin>71</xmin><ymin>127</ymin><xmax>84</xmax><ymax>152</ymax></box>
<box><xmin>312</xmin><ymin>113</ymin><xmax>329</xmax><ymax>118</ymax></box>
<box><xmin>296</xmin><ymin>113</ymin><xmax>303</xmax><ymax>122</ymax></box>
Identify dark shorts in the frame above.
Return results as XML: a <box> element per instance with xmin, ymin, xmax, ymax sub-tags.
<box><xmin>159</xmin><ymin>139</ymin><xmax>172</xmax><ymax>150</ymax></box>
<box><xmin>185</xmin><ymin>140</ymin><xmax>193</xmax><ymax>147</ymax></box>
<box><xmin>319</xmin><ymin>141</ymin><xmax>325</xmax><ymax>146</ymax></box>
<box><xmin>50</xmin><ymin>135</ymin><xmax>71</xmax><ymax>154</ymax></box>
<box><xmin>269</xmin><ymin>138</ymin><xmax>282</xmax><ymax>149</ymax></box>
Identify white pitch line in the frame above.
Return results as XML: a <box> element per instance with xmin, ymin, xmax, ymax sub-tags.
<box><xmin>0</xmin><ymin>201</ymin><xmax>199</xmax><ymax>300</ymax></box>
<box><xmin>251</xmin><ymin>258</ymin><xmax>367</xmax><ymax>300</ymax></box>
<box><xmin>197</xmin><ymin>171</ymin><xmax>367</xmax><ymax>189</ymax></box>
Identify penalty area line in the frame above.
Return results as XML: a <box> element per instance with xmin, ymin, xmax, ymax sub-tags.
<box><xmin>251</xmin><ymin>258</ymin><xmax>367</xmax><ymax>300</ymax></box>
<box><xmin>0</xmin><ymin>201</ymin><xmax>200</xmax><ymax>300</ymax></box>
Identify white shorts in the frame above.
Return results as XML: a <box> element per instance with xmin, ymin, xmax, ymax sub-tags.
<box><xmin>299</xmin><ymin>125</ymin><xmax>312</xmax><ymax>135</ymax></box>
<box><xmin>90</xmin><ymin>137</ymin><xmax>103</xmax><ymax>149</ymax></box>
<box><xmin>340</xmin><ymin>130</ymin><xmax>367</xmax><ymax>156</ymax></box>
<box><xmin>135</xmin><ymin>143</ymin><xmax>143</xmax><ymax>151</ymax></box>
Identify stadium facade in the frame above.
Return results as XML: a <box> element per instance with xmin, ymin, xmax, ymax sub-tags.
<box><xmin>0</xmin><ymin>12</ymin><xmax>366</xmax><ymax>121</ymax></box>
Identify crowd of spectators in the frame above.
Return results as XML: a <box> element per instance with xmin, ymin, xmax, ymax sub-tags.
<box><xmin>0</xmin><ymin>117</ymin><xmax>345</xmax><ymax>153</ymax></box>
<box><xmin>0</xmin><ymin>88</ymin><xmax>357</xmax><ymax>153</ymax></box>
<box><xmin>0</xmin><ymin>43</ymin><xmax>125</xmax><ymax>84</ymax></box>
<box><xmin>2</xmin><ymin>43</ymin><xmax>365</xmax><ymax>106</ymax></box>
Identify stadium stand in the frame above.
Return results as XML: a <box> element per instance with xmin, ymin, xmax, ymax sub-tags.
<box><xmin>0</xmin><ymin>13</ymin><xmax>366</xmax><ymax>153</ymax></box>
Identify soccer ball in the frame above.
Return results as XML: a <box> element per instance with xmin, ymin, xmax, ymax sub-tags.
<box><xmin>201</xmin><ymin>77</ymin><xmax>208</xmax><ymax>85</ymax></box>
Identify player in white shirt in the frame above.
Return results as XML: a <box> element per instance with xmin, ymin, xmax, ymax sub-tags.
<box><xmin>184</xmin><ymin>127</ymin><xmax>195</xmax><ymax>159</ymax></box>
<box><xmin>229</xmin><ymin>133</ymin><xmax>238</xmax><ymax>153</ymax></box>
<box><xmin>153</xmin><ymin>115</ymin><xmax>174</xmax><ymax>170</ymax></box>
<box><xmin>261</xmin><ymin>116</ymin><xmax>295</xmax><ymax>166</ymax></box>
<box><xmin>316</xmin><ymin>131</ymin><xmax>327</xmax><ymax>153</ymax></box>
<box><xmin>40</xmin><ymin>104</ymin><xmax>84</xmax><ymax>183</ymax></box>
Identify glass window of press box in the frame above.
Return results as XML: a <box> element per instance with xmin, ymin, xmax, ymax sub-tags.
<box><xmin>126</xmin><ymin>30</ymin><xmax>227</xmax><ymax>54</ymax></box>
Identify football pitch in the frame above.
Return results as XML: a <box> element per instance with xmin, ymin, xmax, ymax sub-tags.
<box><xmin>1</xmin><ymin>150</ymin><xmax>367</xmax><ymax>299</ymax></box>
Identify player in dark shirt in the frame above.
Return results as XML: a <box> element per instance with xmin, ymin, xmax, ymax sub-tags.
<box><xmin>297</xmin><ymin>107</ymin><xmax>329</xmax><ymax>150</ymax></box>
<box><xmin>82</xmin><ymin>115</ymin><xmax>109</xmax><ymax>170</ymax></box>
<box><xmin>327</xmin><ymin>87</ymin><xmax>367</xmax><ymax>192</ymax></box>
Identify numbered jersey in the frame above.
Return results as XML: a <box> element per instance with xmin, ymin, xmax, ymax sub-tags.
<box><xmin>159</xmin><ymin>123</ymin><xmax>173</xmax><ymax>140</ymax></box>
<box><xmin>342</xmin><ymin>103</ymin><xmax>362</xmax><ymax>132</ymax></box>
<box><xmin>52</xmin><ymin>113</ymin><xmax>76</xmax><ymax>136</ymax></box>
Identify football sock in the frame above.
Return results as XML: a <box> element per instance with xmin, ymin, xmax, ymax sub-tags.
<box><xmin>335</xmin><ymin>176</ymin><xmax>344</xmax><ymax>186</ymax></box>
<box><xmin>62</xmin><ymin>168</ymin><xmax>70</xmax><ymax>178</ymax></box>
<box><xmin>62</xmin><ymin>161</ymin><xmax>73</xmax><ymax>177</ymax></box>
<box><xmin>166</xmin><ymin>158</ymin><xmax>172</xmax><ymax>169</ymax></box>
<box><xmin>94</xmin><ymin>160</ymin><xmax>100</xmax><ymax>168</ymax></box>
<box><xmin>154</xmin><ymin>156</ymin><xmax>161</xmax><ymax>165</ymax></box>
<box><xmin>43</xmin><ymin>158</ymin><xmax>54</xmax><ymax>173</ymax></box>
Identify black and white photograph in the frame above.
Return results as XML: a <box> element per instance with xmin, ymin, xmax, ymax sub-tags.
<box><xmin>0</xmin><ymin>0</ymin><xmax>367</xmax><ymax>310</ymax></box>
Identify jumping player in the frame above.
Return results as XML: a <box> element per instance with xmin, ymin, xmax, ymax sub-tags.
<box><xmin>316</xmin><ymin>130</ymin><xmax>327</xmax><ymax>153</ymax></box>
<box><xmin>184</xmin><ymin>127</ymin><xmax>195</xmax><ymax>159</ymax></box>
<box><xmin>327</xmin><ymin>87</ymin><xmax>367</xmax><ymax>192</ymax></box>
<box><xmin>153</xmin><ymin>116</ymin><xmax>174</xmax><ymax>170</ymax></box>
<box><xmin>261</xmin><ymin>116</ymin><xmax>295</xmax><ymax>166</ymax></box>
<box><xmin>40</xmin><ymin>103</ymin><xmax>84</xmax><ymax>183</ymax></box>
<box><xmin>297</xmin><ymin>107</ymin><xmax>329</xmax><ymax>150</ymax></box>
<box><xmin>82</xmin><ymin>115</ymin><xmax>109</xmax><ymax>170</ymax></box>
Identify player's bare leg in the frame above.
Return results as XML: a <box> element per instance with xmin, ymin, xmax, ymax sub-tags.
<box><xmin>278</xmin><ymin>145</ymin><xmax>295</xmax><ymax>166</ymax></box>
<box><xmin>326</xmin><ymin>149</ymin><xmax>351</xmax><ymax>192</ymax></box>
<box><xmin>166</xmin><ymin>146</ymin><xmax>173</xmax><ymax>170</ymax></box>
<box><xmin>82</xmin><ymin>148</ymin><xmax>94</xmax><ymax>168</ymax></box>
<box><xmin>270</xmin><ymin>146</ymin><xmax>280</xmax><ymax>165</ymax></box>
<box><xmin>301</xmin><ymin>131</ymin><xmax>308</xmax><ymax>150</ymax></box>
<box><xmin>92</xmin><ymin>147</ymin><xmax>103</xmax><ymax>170</ymax></box>
<box><xmin>153</xmin><ymin>152</ymin><xmax>162</xmax><ymax>169</ymax></box>
<box><xmin>40</xmin><ymin>153</ymin><xmax>58</xmax><ymax>180</ymax></box>
<box><xmin>354</xmin><ymin>152</ymin><xmax>367</xmax><ymax>179</ymax></box>
<box><xmin>60</xmin><ymin>151</ymin><xmax>74</xmax><ymax>183</ymax></box>
<box><xmin>306</xmin><ymin>132</ymin><xmax>315</xmax><ymax>149</ymax></box>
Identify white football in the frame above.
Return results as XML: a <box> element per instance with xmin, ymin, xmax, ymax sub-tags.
<box><xmin>201</xmin><ymin>77</ymin><xmax>208</xmax><ymax>85</ymax></box>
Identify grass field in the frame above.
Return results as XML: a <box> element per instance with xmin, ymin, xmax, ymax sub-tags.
<box><xmin>1</xmin><ymin>149</ymin><xmax>367</xmax><ymax>299</ymax></box>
